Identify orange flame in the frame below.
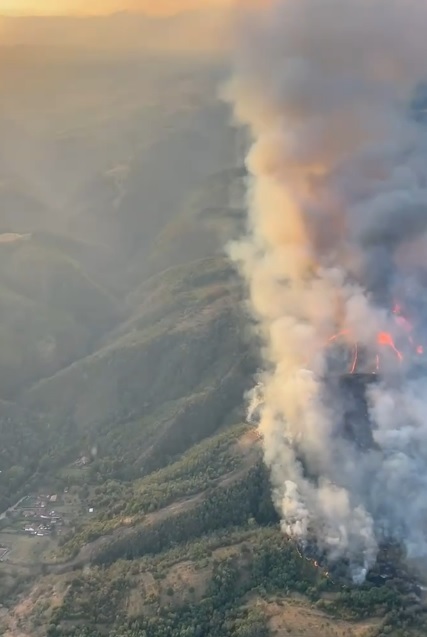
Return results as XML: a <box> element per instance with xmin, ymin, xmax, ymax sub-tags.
<box><xmin>377</xmin><ymin>332</ymin><xmax>403</xmax><ymax>361</ymax></box>
<box><xmin>350</xmin><ymin>343</ymin><xmax>358</xmax><ymax>374</ymax></box>
<box><xmin>325</xmin><ymin>301</ymin><xmax>423</xmax><ymax>374</ymax></box>
<box><xmin>328</xmin><ymin>329</ymin><xmax>350</xmax><ymax>343</ymax></box>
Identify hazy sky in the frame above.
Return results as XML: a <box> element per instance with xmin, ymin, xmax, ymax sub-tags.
<box><xmin>0</xmin><ymin>0</ymin><xmax>230</xmax><ymax>16</ymax></box>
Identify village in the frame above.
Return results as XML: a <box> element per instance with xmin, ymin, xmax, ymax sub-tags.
<box><xmin>0</xmin><ymin>488</ymin><xmax>81</xmax><ymax>564</ymax></box>
<box><xmin>18</xmin><ymin>493</ymin><xmax>65</xmax><ymax>537</ymax></box>
<box><xmin>0</xmin><ymin>453</ymin><xmax>97</xmax><ymax>564</ymax></box>
<box><xmin>0</xmin><ymin>493</ymin><xmax>64</xmax><ymax>563</ymax></box>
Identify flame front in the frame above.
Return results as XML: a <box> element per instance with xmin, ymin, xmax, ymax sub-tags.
<box><xmin>326</xmin><ymin>302</ymin><xmax>424</xmax><ymax>375</ymax></box>
<box><xmin>376</xmin><ymin>332</ymin><xmax>403</xmax><ymax>362</ymax></box>
<box><xmin>227</xmin><ymin>0</ymin><xmax>427</xmax><ymax>583</ymax></box>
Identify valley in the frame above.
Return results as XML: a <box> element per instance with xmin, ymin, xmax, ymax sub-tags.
<box><xmin>0</xmin><ymin>18</ymin><xmax>425</xmax><ymax>637</ymax></box>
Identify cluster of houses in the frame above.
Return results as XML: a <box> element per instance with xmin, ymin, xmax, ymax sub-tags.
<box><xmin>18</xmin><ymin>494</ymin><xmax>64</xmax><ymax>537</ymax></box>
<box><xmin>23</xmin><ymin>522</ymin><xmax>55</xmax><ymax>537</ymax></box>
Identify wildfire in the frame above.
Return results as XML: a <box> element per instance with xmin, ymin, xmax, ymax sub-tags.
<box><xmin>295</xmin><ymin>545</ymin><xmax>332</xmax><ymax>581</ymax></box>
<box><xmin>376</xmin><ymin>331</ymin><xmax>403</xmax><ymax>361</ymax></box>
<box><xmin>326</xmin><ymin>302</ymin><xmax>424</xmax><ymax>375</ymax></box>
<box><xmin>350</xmin><ymin>343</ymin><xmax>358</xmax><ymax>374</ymax></box>
<box><xmin>328</xmin><ymin>329</ymin><xmax>350</xmax><ymax>343</ymax></box>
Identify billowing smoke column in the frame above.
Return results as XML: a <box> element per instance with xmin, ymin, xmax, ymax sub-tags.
<box><xmin>224</xmin><ymin>0</ymin><xmax>427</xmax><ymax>582</ymax></box>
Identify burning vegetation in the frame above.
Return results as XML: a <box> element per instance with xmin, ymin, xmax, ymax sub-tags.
<box><xmin>227</xmin><ymin>0</ymin><xmax>427</xmax><ymax>585</ymax></box>
<box><xmin>327</xmin><ymin>302</ymin><xmax>425</xmax><ymax>376</ymax></box>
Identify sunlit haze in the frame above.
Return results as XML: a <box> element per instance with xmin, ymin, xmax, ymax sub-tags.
<box><xmin>0</xmin><ymin>0</ymin><xmax>230</xmax><ymax>16</ymax></box>
<box><xmin>0</xmin><ymin>0</ymin><xmax>426</xmax><ymax>632</ymax></box>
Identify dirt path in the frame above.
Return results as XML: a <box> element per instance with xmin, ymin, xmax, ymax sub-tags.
<box><xmin>0</xmin><ymin>496</ymin><xmax>27</xmax><ymax>521</ymax></box>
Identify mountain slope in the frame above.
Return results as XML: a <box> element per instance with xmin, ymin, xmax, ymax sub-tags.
<box><xmin>0</xmin><ymin>44</ymin><xmax>426</xmax><ymax>637</ymax></box>
<box><xmin>0</xmin><ymin>233</ymin><xmax>120</xmax><ymax>399</ymax></box>
<box><xmin>24</xmin><ymin>257</ymin><xmax>248</xmax><ymax>421</ymax></box>
<box><xmin>2</xmin><ymin>251</ymin><xmax>426</xmax><ymax>637</ymax></box>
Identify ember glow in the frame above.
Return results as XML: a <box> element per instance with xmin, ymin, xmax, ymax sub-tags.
<box><xmin>227</xmin><ymin>0</ymin><xmax>427</xmax><ymax>584</ymax></box>
<box><xmin>326</xmin><ymin>302</ymin><xmax>424</xmax><ymax>374</ymax></box>
<box><xmin>377</xmin><ymin>331</ymin><xmax>402</xmax><ymax>361</ymax></box>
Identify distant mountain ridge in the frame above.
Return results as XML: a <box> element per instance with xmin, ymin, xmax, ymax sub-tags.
<box><xmin>0</xmin><ymin>9</ymin><xmax>230</xmax><ymax>53</ymax></box>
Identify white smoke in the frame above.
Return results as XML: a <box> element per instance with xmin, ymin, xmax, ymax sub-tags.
<box><xmin>224</xmin><ymin>0</ymin><xmax>427</xmax><ymax>581</ymax></box>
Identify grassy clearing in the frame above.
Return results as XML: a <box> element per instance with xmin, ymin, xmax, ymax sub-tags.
<box><xmin>0</xmin><ymin>532</ymin><xmax>55</xmax><ymax>564</ymax></box>
<box><xmin>256</xmin><ymin>597</ymin><xmax>383</xmax><ymax>637</ymax></box>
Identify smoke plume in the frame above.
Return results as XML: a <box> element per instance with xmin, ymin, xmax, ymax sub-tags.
<box><xmin>224</xmin><ymin>0</ymin><xmax>427</xmax><ymax>582</ymax></box>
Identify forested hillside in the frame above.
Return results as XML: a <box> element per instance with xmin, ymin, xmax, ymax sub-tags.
<box><xmin>0</xmin><ymin>19</ymin><xmax>426</xmax><ymax>637</ymax></box>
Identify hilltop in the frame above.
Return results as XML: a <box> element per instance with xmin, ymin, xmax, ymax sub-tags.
<box><xmin>1</xmin><ymin>244</ymin><xmax>426</xmax><ymax>637</ymax></box>
<box><xmin>0</xmin><ymin>46</ymin><xmax>426</xmax><ymax>637</ymax></box>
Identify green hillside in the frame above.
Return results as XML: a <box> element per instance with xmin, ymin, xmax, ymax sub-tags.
<box><xmin>0</xmin><ymin>45</ymin><xmax>425</xmax><ymax>637</ymax></box>
<box><xmin>0</xmin><ymin>234</ymin><xmax>120</xmax><ymax>399</ymax></box>
<box><xmin>0</xmin><ymin>253</ymin><xmax>253</xmax><ymax>521</ymax></box>
<box><xmin>138</xmin><ymin>166</ymin><xmax>246</xmax><ymax>278</ymax></box>
<box><xmin>1</xmin><ymin>251</ymin><xmax>426</xmax><ymax>637</ymax></box>
<box><xmin>0</xmin><ymin>236</ymin><xmax>119</xmax><ymax>328</ymax></box>
<box><xmin>23</xmin><ymin>257</ymin><xmax>250</xmax><ymax>434</ymax></box>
